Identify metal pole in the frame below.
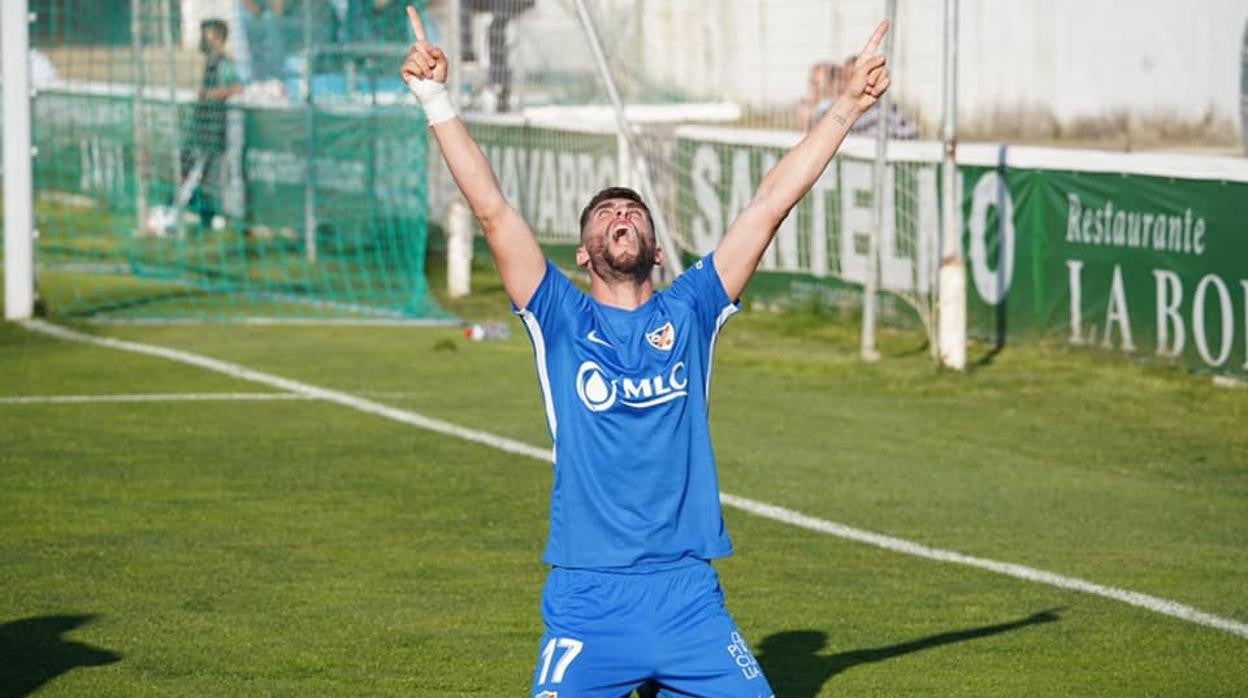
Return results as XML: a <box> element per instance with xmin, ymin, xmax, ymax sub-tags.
<box><xmin>1240</xmin><ymin>18</ymin><xmax>1247</xmax><ymax>156</ymax></box>
<box><xmin>3</xmin><ymin>0</ymin><xmax>35</xmax><ymax>319</ymax></box>
<box><xmin>937</xmin><ymin>0</ymin><xmax>967</xmax><ymax>370</ymax></box>
<box><xmin>572</xmin><ymin>0</ymin><xmax>683</xmax><ymax>278</ymax></box>
<box><xmin>861</xmin><ymin>0</ymin><xmax>897</xmax><ymax>362</ymax></box>
<box><xmin>447</xmin><ymin>0</ymin><xmax>462</xmax><ymax>110</ymax></box>
<box><xmin>131</xmin><ymin>0</ymin><xmax>149</xmax><ymax>234</ymax></box>
<box><xmin>162</xmin><ymin>0</ymin><xmax>181</xmax><ymax>233</ymax></box>
<box><xmin>302</xmin><ymin>0</ymin><xmax>317</xmax><ymax>263</ymax></box>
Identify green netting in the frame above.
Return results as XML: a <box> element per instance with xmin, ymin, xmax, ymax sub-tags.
<box><xmin>23</xmin><ymin>0</ymin><xmax>449</xmax><ymax>322</ymax></box>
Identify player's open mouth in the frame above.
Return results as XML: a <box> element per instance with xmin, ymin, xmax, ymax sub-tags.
<box><xmin>611</xmin><ymin>225</ymin><xmax>633</xmax><ymax>242</ymax></box>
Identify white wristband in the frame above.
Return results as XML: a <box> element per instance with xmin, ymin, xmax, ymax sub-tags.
<box><xmin>406</xmin><ymin>77</ymin><xmax>456</xmax><ymax>125</ymax></box>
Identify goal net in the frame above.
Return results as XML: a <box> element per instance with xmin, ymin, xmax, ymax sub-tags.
<box><xmin>21</xmin><ymin>0</ymin><xmax>446</xmax><ymax>323</ymax></box>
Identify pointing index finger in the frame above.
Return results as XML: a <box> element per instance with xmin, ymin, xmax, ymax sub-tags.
<box><xmin>861</xmin><ymin>20</ymin><xmax>889</xmax><ymax>56</ymax></box>
<box><xmin>406</xmin><ymin>5</ymin><xmax>428</xmax><ymax>42</ymax></box>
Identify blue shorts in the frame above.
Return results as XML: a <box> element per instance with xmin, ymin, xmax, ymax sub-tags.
<box><xmin>530</xmin><ymin>560</ymin><xmax>774</xmax><ymax>698</ymax></box>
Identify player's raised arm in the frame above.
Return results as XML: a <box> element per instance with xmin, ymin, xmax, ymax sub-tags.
<box><xmin>399</xmin><ymin>5</ymin><xmax>545</xmax><ymax>308</ymax></box>
<box><xmin>713</xmin><ymin>21</ymin><xmax>892</xmax><ymax>300</ymax></box>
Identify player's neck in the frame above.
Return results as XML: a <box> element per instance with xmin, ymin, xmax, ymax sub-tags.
<box><xmin>589</xmin><ymin>275</ymin><xmax>654</xmax><ymax>311</ymax></box>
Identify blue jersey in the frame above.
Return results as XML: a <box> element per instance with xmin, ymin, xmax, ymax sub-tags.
<box><xmin>515</xmin><ymin>254</ymin><xmax>739</xmax><ymax>569</ymax></box>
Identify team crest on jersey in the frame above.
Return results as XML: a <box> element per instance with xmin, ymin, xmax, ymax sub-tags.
<box><xmin>535</xmin><ymin>692</ymin><xmax>558</xmax><ymax>698</ymax></box>
<box><xmin>646</xmin><ymin>321</ymin><xmax>676</xmax><ymax>351</ymax></box>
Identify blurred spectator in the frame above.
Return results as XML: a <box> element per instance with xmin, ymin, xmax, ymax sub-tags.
<box><xmin>296</xmin><ymin>1</ymin><xmax>343</xmax><ymax>74</ymax></box>
<box><xmin>796</xmin><ymin>61</ymin><xmax>838</xmax><ymax>131</ymax></box>
<box><xmin>841</xmin><ymin>53</ymin><xmax>918</xmax><ymax>139</ymax></box>
<box><xmin>850</xmin><ymin>101</ymin><xmax>919</xmax><ymax>139</ymax></box>
<box><xmin>179</xmin><ymin>19</ymin><xmax>243</xmax><ymax>229</ymax></box>
<box><xmin>460</xmin><ymin>0</ymin><xmax>535</xmax><ymax>112</ymax></box>
<box><xmin>347</xmin><ymin>0</ymin><xmax>412</xmax><ymax>44</ymax></box>
<box><xmin>241</xmin><ymin>0</ymin><xmax>288</xmax><ymax>81</ymax></box>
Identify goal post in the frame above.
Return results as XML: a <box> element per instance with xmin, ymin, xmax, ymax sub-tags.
<box><xmin>937</xmin><ymin>0</ymin><xmax>967</xmax><ymax>370</ymax></box>
<box><xmin>4</xmin><ymin>0</ymin><xmax>35</xmax><ymax>320</ymax></box>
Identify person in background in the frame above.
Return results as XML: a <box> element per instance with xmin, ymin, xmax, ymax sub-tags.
<box><xmin>343</xmin><ymin>0</ymin><xmax>417</xmax><ymax>93</ymax></box>
<box><xmin>180</xmin><ymin>19</ymin><xmax>243</xmax><ymax>230</ymax></box>
<box><xmin>842</xmin><ymin>53</ymin><xmax>918</xmax><ymax>139</ymax></box>
<box><xmin>347</xmin><ymin>0</ymin><xmax>413</xmax><ymax>43</ymax></box>
<box><xmin>796</xmin><ymin>61</ymin><xmax>839</xmax><ymax>131</ymax></box>
<box><xmin>460</xmin><ymin>0</ymin><xmax>534</xmax><ymax>112</ymax></box>
<box><xmin>241</xmin><ymin>0</ymin><xmax>287</xmax><ymax>82</ymax></box>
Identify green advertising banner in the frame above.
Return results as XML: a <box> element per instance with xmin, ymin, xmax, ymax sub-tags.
<box><xmin>420</xmin><ymin>115</ymin><xmax>620</xmax><ymax>269</ymax></box>
<box><xmin>673</xmin><ymin>125</ymin><xmax>1248</xmax><ymax>377</ymax></box>
<box><xmin>34</xmin><ymin>91</ymin><xmax>139</xmax><ymax>212</ymax></box>
<box><xmin>674</xmin><ymin>126</ymin><xmax>937</xmax><ymax>326</ymax></box>
<box><xmin>34</xmin><ymin>90</ymin><xmax>429</xmax><ymax>240</ymax></box>
<box><xmin>462</xmin><ymin>116</ymin><xmax>620</xmax><ymax>245</ymax></box>
<box><xmin>240</xmin><ymin>104</ymin><xmax>429</xmax><ymax>248</ymax></box>
<box><xmin>978</xmin><ymin>164</ymin><xmax>1248</xmax><ymax>375</ymax></box>
<box><xmin>27</xmin><ymin>86</ymin><xmax>437</xmax><ymax>319</ymax></box>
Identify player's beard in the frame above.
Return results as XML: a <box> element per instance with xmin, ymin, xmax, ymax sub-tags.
<box><xmin>586</xmin><ymin>229</ymin><xmax>657</xmax><ymax>285</ymax></box>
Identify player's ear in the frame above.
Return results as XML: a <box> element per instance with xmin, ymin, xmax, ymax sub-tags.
<box><xmin>575</xmin><ymin>245</ymin><xmax>590</xmax><ymax>269</ymax></box>
<box><xmin>654</xmin><ymin>246</ymin><xmax>664</xmax><ymax>265</ymax></box>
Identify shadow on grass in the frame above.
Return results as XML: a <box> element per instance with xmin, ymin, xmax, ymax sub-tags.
<box><xmin>0</xmin><ymin>615</ymin><xmax>121</xmax><ymax>697</ymax></box>
<box><xmin>757</xmin><ymin>608</ymin><xmax>1062</xmax><ymax>698</ymax></box>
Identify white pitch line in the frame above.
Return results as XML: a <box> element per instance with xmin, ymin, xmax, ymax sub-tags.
<box><xmin>0</xmin><ymin>390</ymin><xmax>426</xmax><ymax>405</ymax></box>
<box><xmin>0</xmin><ymin>392</ymin><xmax>310</xmax><ymax>405</ymax></box>
<box><xmin>87</xmin><ymin>316</ymin><xmax>460</xmax><ymax>327</ymax></box>
<box><xmin>719</xmin><ymin>494</ymin><xmax>1248</xmax><ymax>639</ymax></box>
<box><xmin>20</xmin><ymin>320</ymin><xmax>549</xmax><ymax>463</ymax></box>
<box><xmin>19</xmin><ymin>318</ymin><xmax>1248</xmax><ymax>640</ymax></box>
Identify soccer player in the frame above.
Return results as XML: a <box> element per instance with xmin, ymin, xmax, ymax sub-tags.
<box><xmin>400</xmin><ymin>8</ymin><xmax>890</xmax><ymax>696</ymax></box>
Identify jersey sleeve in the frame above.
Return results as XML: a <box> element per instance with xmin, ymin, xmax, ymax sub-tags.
<box><xmin>512</xmin><ymin>259</ymin><xmax>580</xmax><ymax>330</ymax></box>
<box><xmin>665</xmin><ymin>253</ymin><xmax>740</xmax><ymax>339</ymax></box>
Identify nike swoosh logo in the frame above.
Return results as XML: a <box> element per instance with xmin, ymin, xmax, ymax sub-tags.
<box><xmin>586</xmin><ymin>330</ymin><xmax>612</xmax><ymax>348</ymax></box>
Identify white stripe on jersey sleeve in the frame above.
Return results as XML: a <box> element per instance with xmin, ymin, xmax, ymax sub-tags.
<box><xmin>518</xmin><ymin>309</ymin><xmax>558</xmax><ymax>446</ymax></box>
<box><xmin>705</xmin><ymin>303</ymin><xmax>740</xmax><ymax>404</ymax></box>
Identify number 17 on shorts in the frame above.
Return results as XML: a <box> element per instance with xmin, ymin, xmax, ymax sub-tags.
<box><xmin>534</xmin><ymin>636</ymin><xmax>583</xmax><ymax>695</ymax></box>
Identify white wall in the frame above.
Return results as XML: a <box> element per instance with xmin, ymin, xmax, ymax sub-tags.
<box><xmin>958</xmin><ymin>0</ymin><xmax>1245</xmax><ymax>124</ymax></box>
<box><xmin>629</xmin><ymin>0</ymin><xmax>1247</xmax><ymax>130</ymax></box>
<box><xmin>175</xmin><ymin>0</ymin><xmax>1248</xmax><ymax>134</ymax></box>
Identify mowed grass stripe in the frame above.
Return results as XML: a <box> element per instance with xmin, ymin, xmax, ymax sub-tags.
<box><xmin>21</xmin><ymin>318</ymin><xmax>1248</xmax><ymax>641</ymax></box>
<box><xmin>1</xmin><ymin>396</ymin><xmax>552</xmax><ymax>696</ymax></box>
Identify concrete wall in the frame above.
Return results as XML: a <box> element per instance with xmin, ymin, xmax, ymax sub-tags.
<box><xmin>623</xmin><ymin>0</ymin><xmax>1246</xmax><ymax>135</ymax></box>
<box><xmin>167</xmin><ymin>0</ymin><xmax>1246</xmax><ymax>143</ymax></box>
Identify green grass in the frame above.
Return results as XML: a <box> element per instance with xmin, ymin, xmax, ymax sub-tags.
<box><xmin>1</xmin><ymin>260</ymin><xmax>1246</xmax><ymax>696</ymax></box>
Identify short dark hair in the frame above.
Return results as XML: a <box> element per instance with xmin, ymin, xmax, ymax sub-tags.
<box><xmin>201</xmin><ymin>18</ymin><xmax>229</xmax><ymax>41</ymax></box>
<box><xmin>578</xmin><ymin>186</ymin><xmax>653</xmax><ymax>237</ymax></box>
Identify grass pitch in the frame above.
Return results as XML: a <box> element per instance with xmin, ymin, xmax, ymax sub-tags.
<box><xmin>1</xmin><ymin>262</ymin><xmax>1246</xmax><ymax>696</ymax></box>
